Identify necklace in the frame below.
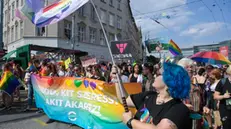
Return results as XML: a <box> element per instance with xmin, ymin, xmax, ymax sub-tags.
<box><xmin>156</xmin><ymin>95</ymin><xmax>166</xmax><ymax>105</ymax></box>
<box><xmin>156</xmin><ymin>94</ymin><xmax>172</xmax><ymax>105</ymax></box>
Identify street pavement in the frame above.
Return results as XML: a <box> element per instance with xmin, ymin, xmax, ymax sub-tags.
<box><xmin>0</xmin><ymin>90</ymin><xmax>82</xmax><ymax>129</ymax></box>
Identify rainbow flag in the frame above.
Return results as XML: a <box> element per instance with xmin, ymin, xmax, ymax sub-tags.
<box><xmin>0</xmin><ymin>71</ymin><xmax>20</xmax><ymax>95</ymax></box>
<box><xmin>22</xmin><ymin>0</ymin><xmax>89</xmax><ymax>27</ymax></box>
<box><xmin>31</xmin><ymin>75</ymin><xmax>141</xmax><ymax>128</ymax></box>
<box><xmin>169</xmin><ymin>39</ymin><xmax>182</xmax><ymax>56</ymax></box>
<box><xmin>15</xmin><ymin>8</ymin><xmax>25</xmax><ymax>20</ymax></box>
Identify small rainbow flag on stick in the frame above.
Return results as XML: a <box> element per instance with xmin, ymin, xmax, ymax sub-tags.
<box><xmin>169</xmin><ymin>39</ymin><xmax>182</xmax><ymax>56</ymax></box>
<box><xmin>0</xmin><ymin>71</ymin><xmax>20</xmax><ymax>95</ymax></box>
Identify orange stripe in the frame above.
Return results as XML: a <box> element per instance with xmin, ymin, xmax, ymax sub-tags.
<box><xmin>169</xmin><ymin>39</ymin><xmax>181</xmax><ymax>52</ymax></box>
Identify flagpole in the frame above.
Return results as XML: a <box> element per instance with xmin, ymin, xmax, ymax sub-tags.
<box><xmin>90</xmin><ymin>0</ymin><xmax>129</xmax><ymax>112</ymax></box>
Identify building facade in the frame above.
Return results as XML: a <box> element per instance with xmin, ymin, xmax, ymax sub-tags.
<box><xmin>181</xmin><ymin>40</ymin><xmax>231</xmax><ymax>59</ymax></box>
<box><xmin>3</xmin><ymin>0</ymin><xmax>142</xmax><ymax>62</ymax></box>
<box><xmin>0</xmin><ymin>0</ymin><xmax>3</xmax><ymax>50</ymax></box>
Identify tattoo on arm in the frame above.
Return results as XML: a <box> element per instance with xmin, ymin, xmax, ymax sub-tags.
<box><xmin>167</xmin><ymin>120</ymin><xmax>178</xmax><ymax>129</ymax></box>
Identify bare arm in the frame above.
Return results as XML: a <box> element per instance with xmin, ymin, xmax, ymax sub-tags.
<box><xmin>214</xmin><ymin>91</ymin><xmax>230</xmax><ymax>100</ymax></box>
<box><xmin>131</xmin><ymin>119</ymin><xmax>177</xmax><ymax>129</ymax></box>
<box><xmin>129</xmin><ymin>74</ymin><xmax>132</xmax><ymax>82</ymax></box>
<box><xmin>214</xmin><ymin>91</ymin><xmax>224</xmax><ymax>100</ymax></box>
<box><xmin>115</xmin><ymin>82</ymin><xmax>135</xmax><ymax>107</ymax></box>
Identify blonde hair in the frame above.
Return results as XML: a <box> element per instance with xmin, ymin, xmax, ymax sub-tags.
<box><xmin>177</xmin><ymin>58</ymin><xmax>194</xmax><ymax>68</ymax></box>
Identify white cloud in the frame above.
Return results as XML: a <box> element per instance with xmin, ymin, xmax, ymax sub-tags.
<box><xmin>197</xmin><ymin>6</ymin><xmax>206</xmax><ymax>12</ymax></box>
<box><xmin>131</xmin><ymin>0</ymin><xmax>194</xmax><ymax>36</ymax></box>
<box><xmin>180</xmin><ymin>22</ymin><xmax>224</xmax><ymax>37</ymax></box>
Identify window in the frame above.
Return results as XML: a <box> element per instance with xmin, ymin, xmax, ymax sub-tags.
<box><xmin>12</xmin><ymin>2</ymin><xmax>15</xmax><ymax>20</ymax></box>
<box><xmin>79</xmin><ymin>5</ymin><xmax>85</xmax><ymax>17</ymax></box>
<box><xmin>36</xmin><ymin>27</ymin><xmax>45</xmax><ymax>36</ymax></box>
<box><xmin>3</xmin><ymin>31</ymin><xmax>6</xmax><ymax>43</ymax></box>
<box><xmin>89</xmin><ymin>27</ymin><xmax>96</xmax><ymax>43</ymax></box>
<box><xmin>90</xmin><ymin>4</ymin><xmax>96</xmax><ymax>21</ymax></box>
<box><xmin>77</xmin><ymin>24</ymin><xmax>86</xmax><ymax>42</ymax></box>
<box><xmin>16</xmin><ymin>0</ymin><xmax>19</xmax><ymax>8</ymax></box>
<box><xmin>8</xmin><ymin>7</ymin><xmax>11</xmax><ymax>22</ymax></box>
<box><xmin>4</xmin><ymin>10</ymin><xmax>7</xmax><ymax>26</ymax></box>
<box><xmin>64</xmin><ymin>21</ymin><xmax>72</xmax><ymax>39</ymax></box>
<box><xmin>100</xmin><ymin>0</ymin><xmax>106</xmax><ymax>3</ymax></box>
<box><xmin>109</xmin><ymin>0</ymin><xmax>113</xmax><ymax>6</ymax></box>
<box><xmin>100</xmin><ymin>30</ymin><xmax>105</xmax><ymax>45</ymax></box>
<box><xmin>11</xmin><ymin>26</ymin><xmax>14</xmax><ymax>42</ymax></box>
<box><xmin>117</xmin><ymin>16</ymin><xmax>122</xmax><ymax>29</ymax></box>
<box><xmin>15</xmin><ymin>22</ymin><xmax>18</xmax><ymax>40</ymax></box>
<box><xmin>20</xmin><ymin>21</ymin><xmax>23</xmax><ymax>38</ymax></box>
<box><xmin>109</xmin><ymin>13</ymin><xmax>115</xmax><ymax>26</ymax></box>
<box><xmin>100</xmin><ymin>9</ymin><xmax>107</xmax><ymax>24</ymax></box>
<box><xmin>7</xmin><ymin>29</ymin><xmax>10</xmax><ymax>43</ymax></box>
<box><xmin>117</xmin><ymin>33</ymin><xmax>122</xmax><ymax>40</ymax></box>
<box><xmin>117</xmin><ymin>0</ymin><xmax>121</xmax><ymax>10</ymax></box>
<box><xmin>21</xmin><ymin>0</ymin><xmax>23</xmax><ymax>6</ymax></box>
<box><xmin>3</xmin><ymin>31</ymin><xmax>7</xmax><ymax>44</ymax></box>
<box><xmin>4</xmin><ymin>31</ymin><xmax>6</xmax><ymax>40</ymax></box>
<box><xmin>109</xmin><ymin>33</ymin><xmax>115</xmax><ymax>41</ymax></box>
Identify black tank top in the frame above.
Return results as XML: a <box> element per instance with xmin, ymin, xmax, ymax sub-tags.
<box><xmin>130</xmin><ymin>74</ymin><xmax>138</xmax><ymax>82</ymax></box>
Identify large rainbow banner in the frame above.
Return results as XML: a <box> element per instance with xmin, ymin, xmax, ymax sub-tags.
<box><xmin>22</xmin><ymin>0</ymin><xmax>89</xmax><ymax>27</ymax></box>
<box><xmin>31</xmin><ymin>75</ymin><xmax>141</xmax><ymax>129</ymax></box>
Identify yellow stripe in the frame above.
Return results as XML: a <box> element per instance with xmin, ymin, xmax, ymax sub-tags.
<box><xmin>32</xmin><ymin>118</ymin><xmax>48</xmax><ymax>126</ymax></box>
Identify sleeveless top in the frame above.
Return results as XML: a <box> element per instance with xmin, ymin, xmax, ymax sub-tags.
<box><xmin>130</xmin><ymin>74</ymin><xmax>138</xmax><ymax>83</ymax></box>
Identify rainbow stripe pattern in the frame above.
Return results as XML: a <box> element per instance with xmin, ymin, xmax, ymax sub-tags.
<box><xmin>0</xmin><ymin>71</ymin><xmax>20</xmax><ymax>95</ymax></box>
<box><xmin>169</xmin><ymin>39</ymin><xmax>182</xmax><ymax>56</ymax></box>
<box><xmin>31</xmin><ymin>75</ymin><xmax>141</xmax><ymax>128</ymax></box>
<box><xmin>190</xmin><ymin>51</ymin><xmax>231</xmax><ymax>65</ymax></box>
<box><xmin>22</xmin><ymin>0</ymin><xmax>89</xmax><ymax>27</ymax></box>
<box><xmin>140</xmin><ymin>106</ymin><xmax>153</xmax><ymax>124</ymax></box>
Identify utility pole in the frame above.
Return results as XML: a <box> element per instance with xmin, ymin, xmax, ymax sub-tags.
<box><xmin>71</xmin><ymin>14</ymin><xmax>75</xmax><ymax>50</ymax></box>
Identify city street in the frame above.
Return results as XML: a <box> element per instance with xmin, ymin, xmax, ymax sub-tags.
<box><xmin>0</xmin><ymin>91</ymin><xmax>82</xmax><ymax>129</ymax></box>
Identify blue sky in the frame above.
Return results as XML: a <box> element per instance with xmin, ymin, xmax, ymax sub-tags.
<box><xmin>131</xmin><ymin>0</ymin><xmax>231</xmax><ymax>48</ymax></box>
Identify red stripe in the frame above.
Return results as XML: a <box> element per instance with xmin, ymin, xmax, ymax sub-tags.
<box><xmin>191</xmin><ymin>51</ymin><xmax>230</xmax><ymax>62</ymax></box>
<box><xmin>169</xmin><ymin>39</ymin><xmax>181</xmax><ymax>52</ymax></box>
<box><xmin>43</xmin><ymin>1</ymin><xmax>63</xmax><ymax>13</ymax></box>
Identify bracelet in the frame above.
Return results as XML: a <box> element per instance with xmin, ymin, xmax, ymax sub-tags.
<box><xmin>126</xmin><ymin>118</ymin><xmax>134</xmax><ymax>129</ymax></box>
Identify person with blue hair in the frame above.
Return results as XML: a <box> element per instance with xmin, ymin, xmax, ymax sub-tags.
<box><xmin>114</xmin><ymin>63</ymin><xmax>192</xmax><ymax>129</ymax></box>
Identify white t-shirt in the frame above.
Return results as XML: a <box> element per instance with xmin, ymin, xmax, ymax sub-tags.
<box><xmin>210</xmin><ymin>80</ymin><xmax>220</xmax><ymax>92</ymax></box>
<box><xmin>121</xmin><ymin>75</ymin><xmax>129</xmax><ymax>83</ymax></box>
<box><xmin>111</xmin><ymin>75</ymin><xmax>129</xmax><ymax>83</ymax></box>
<box><xmin>58</xmin><ymin>70</ymin><xmax>65</xmax><ymax>77</ymax></box>
<box><xmin>137</xmin><ymin>74</ymin><xmax>143</xmax><ymax>83</ymax></box>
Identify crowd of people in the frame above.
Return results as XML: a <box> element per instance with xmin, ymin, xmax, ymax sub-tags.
<box><xmin>0</xmin><ymin>57</ymin><xmax>230</xmax><ymax>129</ymax></box>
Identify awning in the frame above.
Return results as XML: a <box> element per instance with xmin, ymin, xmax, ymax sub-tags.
<box><xmin>2</xmin><ymin>50</ymin><xmax>17</xmax><ymax>60</ymax></box>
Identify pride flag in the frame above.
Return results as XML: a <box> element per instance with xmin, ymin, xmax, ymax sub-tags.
<box><xmin>15</xmin><ymin>8</ymin><xmax>25</xmax><ymax>20</ymax></box>
<box><xmin>22</xmin><ymin>0</ymin><xmax>89</xmax><ymax>27</ymax></box>
<box><xmin>31</xmin><ymin>75</ymin><xmax>141</xmax><ymax>128</ymax></box>
<box><xmin>169</xmin><ymin>39</ymin><xmax>182</xmax><ymax>56</ymax></box>
<box><xmin>0</xmin><ymin>71</ymin><xmax>20</xmax><ymax>95</ymax></box>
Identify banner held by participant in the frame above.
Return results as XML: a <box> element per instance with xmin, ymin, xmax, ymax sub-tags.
<box><xmin>31</xmin><ymin>75</ymin><xmax>141</xmax><ymax>129</ymax></box>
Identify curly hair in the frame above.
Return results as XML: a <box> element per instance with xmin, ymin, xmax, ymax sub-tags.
<box><xmin>162</xmin><ymin>63</ymin><xmax>191</xmax><ymax>99</ymax></box>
